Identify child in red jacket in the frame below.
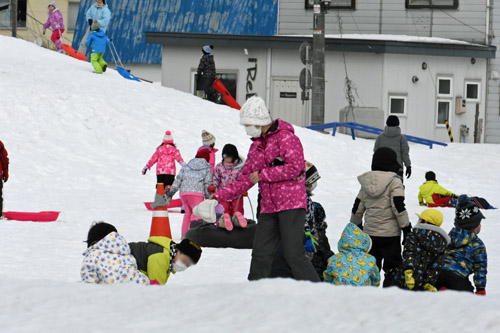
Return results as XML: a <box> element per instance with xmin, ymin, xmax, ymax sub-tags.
<box><xmin>0</xmin><ymin>140</ymin><xmax>9</xmax><ymax>219</ymax></box>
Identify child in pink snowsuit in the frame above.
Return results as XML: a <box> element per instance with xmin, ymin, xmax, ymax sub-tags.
<box><xmin>43</xmin><ymin>2</ymin><xmax>65</xmax><ymax>53</ymax></box>
<box><xmin>143</xmin><ymin>131</ymin><xmax>185</xmax><ymax>188</ymax></box>
<box><xmin>213</xmin><ymin>144</ymin><xmax>247</xmax><ymax>231</ymax></box>
<box><xmin>198</xmin><ymin>130</ymin><xmax>218</xmax><ymax>172</ymax></box>
<box><xmin>168</xmin><ymin>149</ymin><xmax>213</xmax><ymax>237</ymax></box>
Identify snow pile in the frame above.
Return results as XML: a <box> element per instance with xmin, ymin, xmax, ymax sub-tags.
<box><xmin>0</xmin><ymin>36</ymin><xmax>499</xmax><ymax>332</ymax></box>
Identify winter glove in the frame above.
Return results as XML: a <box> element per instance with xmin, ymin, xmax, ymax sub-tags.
<box><xmin>2</xmin><ymin>169</ymin><xmax>8</xmax><ymax>182</ymax></box>
<box><xmin>405</xmin><ymin>166</ymin><xmax>412</xmax><ymax>179</ymax></box>
<box><xmin>402</xmin><ymin>224</ymin><xmax>412</xmax><ymax>245</ymax></box>
<box><xmin>207</xmin><ymin>185</ymin><xmax>216</xmax><ymax>193</ymax></box>
<box><xmin>404</xmin><ymin>269</ymin><xmax>415</xmax><ymax>290</ymax></box>
<box><xmin>88</xmin><ymin>19</ymin><xmax>93</xmax><ymax>27</ymax></box>
<box><xmin>476</xmin><ymin>289</ymin><xmax>486</xmax><ymax>296</ymax></box>
<box><xmin>142</xmin><ymin>167</ymin><xmax>148</xmax><ymax>175</ymax></box>
<box><xmin>55</xmin><ymin>25</ymin><xmax>60</xmax><ymax>29</ymax></box>
<box><xmin>42</xmin><ymin>29</ymin><xmax>46</xmax><ymax>35</ymax></box>
<box><xmin>423</xmin><ymin>283</ymin><xmax>437</xmax><ymax>292</ymax></box>
<box><xmin>304</xmin><ymin>231</ymin><xmax>318</xmax><ymax>254</ymax></box>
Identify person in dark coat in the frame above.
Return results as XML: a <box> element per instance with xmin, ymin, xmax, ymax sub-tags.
<box><xmin>393</xmin><ymin>209</ymin><xmax>450</xmax><ymax>291</ymax></box>
<box><xmin>0</xmin><ymin>140</ymin><xmax>9</xmax><ymax>218</ymax></box>
<box><xmin>374</xmin><ymin>115</ymin><xmax>411</xmax><ymax>179</ymax></box>
<box><xmin>197</xmin><ymin>45</ymin><xmax>218</xmax><ymax>102</ymax></box>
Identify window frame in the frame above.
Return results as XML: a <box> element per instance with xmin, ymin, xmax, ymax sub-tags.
<box><xmin>305</xmin><ymin>0</ymin><xmax>356</xmax><ymax>10</ymax></box>
<box><xmin>437</xmin><ymin>76</ymin><xmax>453</xmax><ymax>98</ymax></box>
<box><xmin>67</xmin><ymin>1</ymin><xmax>81</xmax><ymax>32</ymax></box>
<box><xmin>464</xmin><ymin>81</ymin><xmax>481</xmax><ymax>102</ymax></box>
<box><xmin>436</xmin><ymin>99</ymin><xmax>452</xmax><ymax>127</ymax></box>
<box><xmin>388</xmin><ymin>95</ymin><xmax>408</xmax><ymax>116</ymax></box>
<box><xmin>406</xmin><ymin>0</ymin><xmax>459</xmax><ymax>9</ymax></box>
<box><xmin>0</xmin><ymin>0</ymin><xmax>27</xmax><ymax>29</ymax></box>
<box><xmin>191</xmin><ymin>69</ymin><xmax>239</xmax><ymax>104</ymax></box>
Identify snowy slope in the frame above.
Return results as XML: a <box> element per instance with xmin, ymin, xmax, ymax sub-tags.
<box><xmin>1</xmin><ymin>36</ymin><xmax>500</xmax><ymax>332</ymax></box>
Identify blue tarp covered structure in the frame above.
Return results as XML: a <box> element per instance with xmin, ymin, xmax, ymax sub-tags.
<box><xmin>72</xmin><ymin>0</ymin><xmax>279</xmax><ymax>64</ymax></box>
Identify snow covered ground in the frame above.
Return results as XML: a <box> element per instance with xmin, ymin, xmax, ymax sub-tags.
<box><xmin>0</xmin><ymin>36</ymin><xmax>499</xmax><ymax>332</ymax></box>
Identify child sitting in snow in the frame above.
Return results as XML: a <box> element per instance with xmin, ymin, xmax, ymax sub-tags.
<box><xmin>436</xmin><ymin>195</ymin><xmax>487</xmax><ymax>295</ymax></box>
<box><xmin>42</xmin><ymin>2</ymin><xmax>65</xmax><ymax>53</ymax></box>
<box><xmin>324</xmin><ymin>223</ymin><xmax>380</xmax><ymax>286</ymax></box>
<box><xmin>198</xmin><ymin>130</ymin><xmax>218</xmax><ymax>172</ymax></box>
<box><xmin>212</xmin><ymin>144</ymin><xmax>247</xmax><ymax>231</ymax></box>
<box><xmin>128</xmin><ymin>237</ymin><xmax>202</xmax><ymax>285</ymax></box>
<box><xmin>143</xmin><ymin>131</ymin><xmax>186</xmax><ymax>188</ymax></box>
<box><xmin>81</xmin><ymin>222</ymin><xmax>150</xmax><ymax>284</ymax></box>
<box><xmin>168</xmin><ymin>149</ymin><xmax>213</xmax><ymax>237</ymax></box>
<box><xmin>393</xmin><ymin>209</ymin><xmax>450</xmax><ymax>291</ymax></box>
<box><xmin>85</xmin><ymin>20</ymin><xmax>111</xmax><ymax>74</ymax></box>
<box><xmin>418</xmin><ymin>171</ymin><xmax>458</xmax><ymax>207</ymax></box>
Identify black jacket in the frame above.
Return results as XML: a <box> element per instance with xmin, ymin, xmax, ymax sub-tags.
<box><xmin>197</xmin><ymin>54</ymin><xmax>216</xmax><ymax>82</ymax></box>
<box><xmin>394</xmin><ymin>223</ymin><xmax>450</xmax><ymax>289</ymax></box>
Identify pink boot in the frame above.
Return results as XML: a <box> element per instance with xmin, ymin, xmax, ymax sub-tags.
<box><xmin>223</xmin><ymin>213</ymin><xmax>233</xmax><ymax>231</ymax></box>
<box><xmin>234</xmin><ymin>212</ymin><xmax>247</xmax><ymax>228</ymax></box>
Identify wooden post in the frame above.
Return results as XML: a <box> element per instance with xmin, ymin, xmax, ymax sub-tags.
<box><xmin>473</xmin><ymin>103</ymin><xmax>480</xmax><ymax>143</ymax></box>
<box><xmin>10</xmin><ymin>0</ymin><xmax>17</xmax><ymax>37</ymax></box>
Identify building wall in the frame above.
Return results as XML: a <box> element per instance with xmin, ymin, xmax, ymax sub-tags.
<box><xmin>278</xmin><ymin>0</ymin><xmax>488</xmax><ymax>44</ymax></box>
<box><xmin>486</xmin><ymin>0</ymin><xmax>500</xmax><ymax>143</ymax></box>
<box><xmin>0</xmin><ymin>1</ymin><xmax>79</xmax><ymax>48</ymax></box>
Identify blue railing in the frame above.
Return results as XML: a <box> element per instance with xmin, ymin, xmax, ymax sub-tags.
<box><xmin>307</xmin><ymin>122</ymin><xmax>448</xmax><ymax>149</ymax></box>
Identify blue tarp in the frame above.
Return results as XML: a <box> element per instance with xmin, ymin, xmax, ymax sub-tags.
<box><xmin>72</xmin><ymin>0</ymin><xmax>279</xmax><ymax>64</ymax></box>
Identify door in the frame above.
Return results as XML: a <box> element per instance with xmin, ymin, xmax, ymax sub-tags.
<box><xmin>271</xmin><ymin>79</ymin><xmax>307</xmax><ymax>127</ymax></box>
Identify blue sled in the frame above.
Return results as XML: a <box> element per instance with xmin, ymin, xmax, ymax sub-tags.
<box><xmin>117</xmin><ymin>66</ymin><xmax>141</xmax><ymax>82</ymax></box>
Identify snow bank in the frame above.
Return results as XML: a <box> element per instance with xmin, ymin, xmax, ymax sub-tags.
<box><xmin>0</xmin><ymin>36</ymin><xmax>499</xmax><ymax>332</ymax></box>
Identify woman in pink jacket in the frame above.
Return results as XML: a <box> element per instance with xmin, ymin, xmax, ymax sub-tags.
<box><xmin>43</xmin><ymin>2</ymin><xmax>65</xmax><ymax>53</ymax></box>
<box><xmin>212</xmin><ymin>96</ymin><xmax>319</xmax><ymax>282</ymax></box>
<box><xmin>143</xmin><ymin>131</ymin><xmax>185</xmax><ymax>188</ymax></box>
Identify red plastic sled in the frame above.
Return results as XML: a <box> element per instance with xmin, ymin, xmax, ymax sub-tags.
<box><xmin>144</xmin><ymin>198</ymin><xmax>183</xmax><ymax>211</ymax></box>
<box><xmin>3</xmin><ymin>211</ymin><xmax>60</xmax><ymax>222</ymax></box>
<box><xmin>62</xmin><ymin>43</ymin><xmax>88</xmax><ymax>61</ymax></box>
<box><xmin>212</xmin><ymin>78</ymin><xmax>241</xmax><ymax>110</ymax></box>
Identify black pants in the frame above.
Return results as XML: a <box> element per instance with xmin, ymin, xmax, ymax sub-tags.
<box><xmin>0</xmin><ymin>180</ymin><xmax>3</xmax><ymax>216</ymax></box>
<box><xmin>248</xmin><ymin>209</ymin><xmax>320</xmax><ymax>282</ymax></box>
<box><xmin>436</xmin><ymin>270</ymin><xmax>474</xmax><ymax>293</ymax></box>
<box><xmin>369</xmin><ymin>236</ymin><xmax>402</xmax><ymax>287</ymax></box>
<box><xmin>156</xmin><ymin>174</ymin><xmax>175</xmax><ymax>188</ymax></box>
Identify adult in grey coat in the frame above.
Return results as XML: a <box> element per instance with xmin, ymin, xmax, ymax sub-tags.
<box><xmin>374</xmin><ymin>115</ymin><xmax>411</xmax><ymax>179</ymax></box>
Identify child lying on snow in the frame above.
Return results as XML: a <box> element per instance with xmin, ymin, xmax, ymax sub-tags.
<box><xmin>393</xmin><ymin>209</ymin><xmax>450</xmax><ymax>291</ymax></box>
<box><xmin>323</xmin><ymin>223</ymin><xmax>380</xmax><ymax>286</ymax></box>
<box><xmin>81</xmin><ymin>222</ymin><xmax>150</xmax><ymax>285</ymax></box>
<box><xmin>418</xmin><ymin>171</ymin><xmax>458</xmax><ymax>207</ymax></box>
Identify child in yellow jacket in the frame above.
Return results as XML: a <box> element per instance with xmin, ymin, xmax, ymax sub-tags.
<box><xmin>418</xmin><ymin>171</ymin><xmax>458</xmax><ymax>207</ymax></box>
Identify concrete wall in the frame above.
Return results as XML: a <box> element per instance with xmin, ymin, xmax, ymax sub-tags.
<box><xmin>125</xmin><ymin>64</ymin><xmax>162</xmax><ymax>82</ymax></box>
<box><xmin>0</xmin><ymin>1</ymin><xmax>79</xmax><ymax>48</ymax></box>
<box><xmin>279</xmin><ymin>0</ymin><xmax>488</xmax><ymax>44</ymax></box>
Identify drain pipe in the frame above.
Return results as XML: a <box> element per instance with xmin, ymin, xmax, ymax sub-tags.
<box><xmin>265</xmin><ymin>48</ymin><xmax>272</xmax><ymax>106</ymax></box>
<box><xmin>486</xmin><ymin>0</ymin><xmax>491</xmax><ymax>44</ymax></box>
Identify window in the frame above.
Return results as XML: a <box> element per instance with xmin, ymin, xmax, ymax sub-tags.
<box><xmin>406</xmin><ymin>0</ymin><xmax>458</xmax><ymax>9</ymax></box>
<box><xmin>192</xmin><ymin>71</ymin><xmax>238</xmax><ymax>107</ymax></box>
<box><xmin>465</xmin><ymin>81</ymin><xmax>480</xmax><ymax>102</ymax></box>
<box><xmin>0</xmin><ymin>0</ymin><xmax>27</xmax><ymax>29</ymax></box>
<box><xmin>389</xmin><ymin>95</ymin><xmax>407</xmax><ymax>115</ymax></box>
<box><xmin>437</xmin><ymin>77</ymin><xmax>453</xmax><ymax>97</ymax></box>
<box><xmin>305</xmin><ymin>0</ymin><xmax>356</xmax><ymax>10</ymax></box>
<box><xmin>436</xmin><ymin>100</ymin><xmax>451</xmax><ymax>126</ymax></box>
<box><xmin>67</xmin><ymin>2</ymin><xmax>81</xmax><ymax>31</ymax></box>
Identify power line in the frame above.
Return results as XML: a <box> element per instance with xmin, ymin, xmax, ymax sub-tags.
<box><xmin>438</xmin><ymin>9</ymin><xmax>492</xmax><ymax>38</ymax></box>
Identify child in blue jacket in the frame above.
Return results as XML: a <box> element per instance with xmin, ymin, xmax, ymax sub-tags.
<box><xmin>436</xmin><ymin>195</ymin><xmax>487</xmax><ymax>295</ymax></box>
<box><xmin>324</xmin><ymin>223</ymin><xmax>380</xmax><ymax>286</ymax></box>
<box><xmin>85</xmin><ymin>20</ymin><xmax>111</xmax><ymax>74</ymax></box>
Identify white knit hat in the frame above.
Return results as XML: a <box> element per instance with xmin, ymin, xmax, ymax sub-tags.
<box><xmin>202</xmin><ymin>130</ymin><xmax>216</xmax><ymax>146</ymax></box>
<box><xmin>163</xmin><ymin>131</ymin><xmax>174</xmax><ymax>144</ymax></box>
<box><xmin>193</xmin><ymin>200</ymin><xmax>218</xmax><ymax>223</ymax></box>
<box><xmin>239</xmin><ymin>96</ymin><xmax>273</xmax><ymax>126</ymax></box>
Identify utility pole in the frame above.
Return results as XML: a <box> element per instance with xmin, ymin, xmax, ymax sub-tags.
<box><xmin>10</xmin><ymin>0</ymin><xmax>17</xmax><ymax>37</ymax></box>
<box><xmin>311</xmin><ymin>0</ymin><xmax>329</xmax><ymax>127</ymax></box>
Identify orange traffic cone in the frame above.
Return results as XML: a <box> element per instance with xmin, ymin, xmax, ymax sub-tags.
<box><xmin>149</xmin><ymin>183</ymin><xmax>172</xmax><ymax>239</ymax></box>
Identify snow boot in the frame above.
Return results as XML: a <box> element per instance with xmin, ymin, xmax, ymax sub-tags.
<box><xmin>102</xmin><ymin>64</ymin><xmax>107</xmax><ymax>73</ymax></box>
<box><xmin>220</xmin><ymin>213</ymin><xmax>233</xmax><ymax>231</ymax></box>
<box><xmin>233</xmin><ymin>212</ymin><xmax>247</xmax><ymax>228</ymax></box>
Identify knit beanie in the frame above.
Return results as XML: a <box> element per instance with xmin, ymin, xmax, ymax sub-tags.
<box><xmin>222</xmin><ymin>144</ymin><xmax>239</xmax><ymax>162</ymax></box>
<box><xmin>91</xmin><ymin>20</ymin><xmax>101</xmax><ymax>30</ymax></box>
<box><xmin>416</xmin><ymin>209</ymin><xmax>444</xmax><ymax>227</ymax></box>
<box><xmin>239</xmin><ymin>96</ymin><xmax>273</xmax><ymax>126</ymax></box>
<box><xmin>455</xmin><ymin>195</ymin><xmax>485</xmax><ymax>230</ymax></box>
<box><xmin>201</xmin><ymin>130</ymin><xmax>216</xmax><ymax>146</ymax></box>
<box><xmin>193</xmin><ymin>199</ymin><xmax>218</xmax><ymax>223</ymax></box>
<box><xmin>386</xmin><ymin>115</ymin><xmax>400</xmax><ymax>127</ymax></box>
<box><xmin>48</xmin><ymin>1</ymin><xmax>57</xmax><ymax>8</ymax></box>
<box><xmin>196</xmin><ymin>148</ymin><xmax>211</xmax><ymax>163</ymax></box>
<box><xmin>202</xmin><ymin>45</ymin><xmax>213</xmax><ymax>54</ymax></box>
<box><xmin>425</xmin><ymin>171</ymin><xmax>436</xmax><ymax>181</ymax></box>
<box><xmin>176</xmin><ymin>239</ymin><xmax>202</xmax><ymax>264</ymax></box>
<box><xmin>163</xmin><ymin>131</ymin><xmax>174</xmax><ymax>144</ymax></box>
<box><xmin>371</xmin><ymin>147</ymin><xmax>400</xmax><ymax>173</ymax></box>
<box><xmin>85</xmin><ymin>221</ymin><xmax>117</xmax><ymax>247</ymax></box>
